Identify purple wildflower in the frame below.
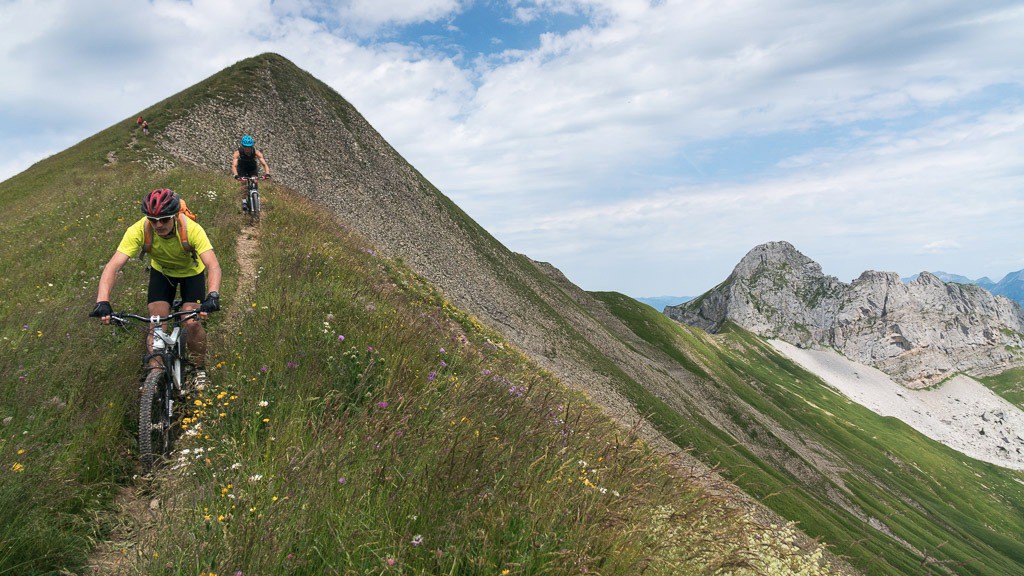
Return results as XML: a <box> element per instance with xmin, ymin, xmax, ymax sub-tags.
<box><xmin>377</xmin><ymin>401</ymin><xmax>389</xmax><ymax>408</ymax></box>
<box><xmin>337</xmin><ymin>334</ymin><xmax>345</xmax><ymax>342</ymax></box>
<box><xmin>428</xmin><ymin>371</ymin><xmax>437</xmax><ymax>382</ymax></box>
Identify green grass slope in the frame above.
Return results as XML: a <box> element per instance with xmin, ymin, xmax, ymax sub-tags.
<box><xmin>593</xmin><ymin>291</ymin><xmax>1024</xmax><ymax>575</ymax></box>
<box><xmin>0</xmin><ymin>124</ymin><xmax>832</xmax><ymax>573</ymax></box>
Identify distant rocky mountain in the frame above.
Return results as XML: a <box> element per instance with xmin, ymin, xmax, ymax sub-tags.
<box><xmin>931</xmin><ymin>271</ymin><xmax>997</xmax><ymax>290</ymax></box>
<box><xmin>904</xmin><ymin>270</ymin><xmax>1024</xmax><ymax>305</ymax></box>
<box><xmin>666</xmin><ymin>241</ymin><xmax>1024</xmax><ymax>388</ymax></box>
<box><xmin>633</xmin><ymin>295</ymin><xmax>691</xmax><ymax>310</ymax></box>
<box><xmin>994</xmin><ymin>270</ymin><xmax>1024</xmax><ymax>304</ymax></box>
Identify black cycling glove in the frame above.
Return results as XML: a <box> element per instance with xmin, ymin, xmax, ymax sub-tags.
<box><xmin>200</xmin><ymin>291</ymin><xmax>221</xmax><ymax>313</ymax></box>
<box><xmin>90</xmin><ymin>301</ymin><xmax>112</xmax><ymax>318</ymax></box>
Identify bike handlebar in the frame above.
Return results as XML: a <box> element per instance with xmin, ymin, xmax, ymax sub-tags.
<box><xmin>110</xmin><ymin>309</ymin><xmax>201</xmax><ymax>327</ymax></box>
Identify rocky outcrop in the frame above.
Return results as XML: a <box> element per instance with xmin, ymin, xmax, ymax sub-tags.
<box><xmin>667</xmin><ymin>241</ymin><xmax>1024</xmax><ymax>388</ymax></box>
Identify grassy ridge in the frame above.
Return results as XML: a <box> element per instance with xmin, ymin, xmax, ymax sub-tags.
<box><xmin>0</xmin><ymin>124</ymin><xmax>830</xmax><ymax>574</ymax></box>
<box><xmin>593</xmin><ymin>291</ymin><xmax>1024</xmax><ymax>575</ymax></box>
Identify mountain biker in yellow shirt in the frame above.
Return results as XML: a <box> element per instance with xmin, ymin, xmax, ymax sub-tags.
<box><xmin>90</xmin><ymin>188</ymin><xmax>222</xmax><ymax>390</ymax></box>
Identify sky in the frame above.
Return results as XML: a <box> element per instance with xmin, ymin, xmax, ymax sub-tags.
<box><xmin>3</xmin><ymin>0</ymin><xmax>1024</xmax><ymax>297</ymax></box>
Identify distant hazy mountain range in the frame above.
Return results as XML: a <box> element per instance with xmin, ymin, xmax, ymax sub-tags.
<box><xmin>633</xmin><ymin>295</ymin><xmax>692</xmax><ymax>310</ymax></box>
<box><xmin>903</xmin><ymin>270</ymin><xmax>1024</xmax><ymax>305</ymax></box>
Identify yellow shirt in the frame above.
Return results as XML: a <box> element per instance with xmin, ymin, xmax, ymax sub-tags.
<box><xmin>116</xmin><ymin>216</ymin><xmax>213</xmax><ymax>277</ymax></box>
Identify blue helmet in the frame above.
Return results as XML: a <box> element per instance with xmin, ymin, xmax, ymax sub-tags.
<box><xmin>241</xmin><ymin>135</ymin><xmax>255</xmax><ymax>147</ymax></box>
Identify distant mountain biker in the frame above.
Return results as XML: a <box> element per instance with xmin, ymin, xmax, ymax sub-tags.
<box><xmin>232</xmin><ymin>135</ymin><xmax>271</xmax><ymax>211</ymax></box>
<box><xmin>232</xmin><ymin>135</ymin><xmax>271</xmax><ymax>181</ymax></box>
<box><xmin>90</xmin><ymin>188</ymin><xmax>222</xmax><ymax>390</ymax></box>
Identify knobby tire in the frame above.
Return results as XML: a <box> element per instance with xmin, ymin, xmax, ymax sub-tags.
<box><xmin>139</xmin><ymin>369</ymin><xmax>171</xmax><ymax>471</ymax></box>
<box><xmin>249</xmin><ymin>188</ymin><xmax>261</xmax><ymax>223</ymax></box>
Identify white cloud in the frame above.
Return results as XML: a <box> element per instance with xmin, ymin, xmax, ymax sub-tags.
<box><xmin>2</xmin><ymin>0</ymin><xmax>1023</xmax><ymax>297</ymax></box>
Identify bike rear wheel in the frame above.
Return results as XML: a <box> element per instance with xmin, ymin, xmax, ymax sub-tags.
<box><xmin>139</xmin><ymin>369</ymin><xmax>172</xmax><ymax>471</ymax></box>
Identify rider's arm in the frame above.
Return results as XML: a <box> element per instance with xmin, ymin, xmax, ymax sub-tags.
<box><xmin>97</xmin><ymin>251</ymin><xmax>131</xmax><ymax>302</ymax></box>
<box><xmin>95</xmin><ymin>251</ymin><xmax>131</xmax><ymax>324</ymax></box>
<box><xmin>200</xmin><ymin>250</ymin><xmax>222</xmax><ymax>296</ymax></box>
<box><xmin>256</xmin><ymin>150</ymin><xmax>270</xmax><ymax>175</ymax></box>
<box><xmin>231</xmin><ymin>150</ymin><xmax>240</xmax><ymax>177</ymax></box>
<box><xmin>198</xmin><ymin>250</ymin><xmax>222</xmax><ymax>319</ymax></box>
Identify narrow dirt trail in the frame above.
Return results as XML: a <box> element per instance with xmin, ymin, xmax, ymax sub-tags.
<box><xmin>87</xmin><ymin>221</ymin><xmax>261</xmax><ymax>574</ymax></box>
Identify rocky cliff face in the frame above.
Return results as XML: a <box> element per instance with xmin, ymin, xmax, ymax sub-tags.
<box><xmin>666</xmin><ymin>241</ymin><xmax>1024</xmax><ymax>388</ymax></box>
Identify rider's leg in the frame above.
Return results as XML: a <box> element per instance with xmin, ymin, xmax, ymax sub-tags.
<box><xmin>182</xmin><ymin>302</ymin><xmax>207</xmax><ymax>369</ymax></box>
<box><xmin>179</xmin><ymin>272</ymin><xmax>209</xmax><ymax>370</ymax></box>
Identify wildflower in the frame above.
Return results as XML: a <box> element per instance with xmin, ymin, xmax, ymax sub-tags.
<box><xmin>249</xmin><ymin>474</ymin><xmax>263</xmax><ymax>482</ymax></box>
<box><xmin>260</xmin><ymin>366</ymin><xmax>268</xmax><ymax>373</ymax></box>
<box><xmin>377</xmin><ymin>401</ymin><xmax>389</xmax><ymax>408</ymax></box>
<box><xmin>231</xmin><ymin>462</ymin><xmax>242</xmax><ymax>470</ymax></box>
<box><xmin>258</xmin><ymin>400</ymin><xmax>268</xmax><ymax>407</ymax></box>
<box><xmin>439</xmin><ymin>347</ymin><xmax>445</xmax><ymax>353</ymax></box>
<box><xmin>386</xmin><ymin>558</ymin><xmax>396</xmax><ymax>566</ymax></box>
<box><xmin>439</xmin><ymin>360</ymin><xmax>447</xmax><ymax>367</ymax></box>
<box><xmin>481</xmin><ymin>369</ymin><xmax>492</xmax><ymax>376</ymax></box>
<box><xmin>428</xmin><ymin>371</ymin><xmax>437</xmax><ymax>382</ymax></box>
<box><xmin>11</xmin><ymin>462</ymin><xmax>24</xmax><ymax>472</ymax></box>
<box><xmin>337</xmin><ymin>334</ymin><xmax>345</xmax><ymax>341</ymax></box>
<box><xmin>338</xmin><ymin>477</ymin><xmax>347</xmax><ymax>484</ymax></box>
<box><xmin>411</xmin><ymin>534</ymin><xmax>424</xmax><ymax>546</ymax></box>
<box><xmin>286</xmin><ymin>361</ymin><xmax>298</xmax><ymax>369</ymax></box>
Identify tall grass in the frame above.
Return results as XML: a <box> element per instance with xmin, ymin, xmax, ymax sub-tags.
<box><xmin>0</xmin><ymin>122</ymin><xmax>831</xmax><ymax>574</ymax></box>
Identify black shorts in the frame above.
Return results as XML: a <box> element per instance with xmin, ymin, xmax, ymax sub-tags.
<box><xmin>148</xmin><ymin>269</ymin><xmax>206</xmax><ymax>305</ymax></box>
<box><xmin>237</xmin><ymin>167</ymin><xmax>259</xmax><ymax>178</ymax></box>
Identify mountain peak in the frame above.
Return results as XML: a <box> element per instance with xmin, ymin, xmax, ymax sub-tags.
<box><xmin>668</xmin><ymin>242</ymin><xmax>1024</xmax><ymax>387</ymax></box>
<box><xmin>733</xmin><ymin>241</ymin><xmax>820</xmax><ymax>277</ymax></box>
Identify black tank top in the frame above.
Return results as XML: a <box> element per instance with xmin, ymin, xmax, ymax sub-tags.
<box><xmin>237</xmin><ymin>147</ymin><xmax>258</xmax><ymax>173</ymax></box>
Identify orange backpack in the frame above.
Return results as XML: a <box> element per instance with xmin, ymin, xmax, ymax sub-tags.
<box><xmin>142</xmin><ymin>199</ymin><xmax>199</xmax><ymax>263</ymax></box>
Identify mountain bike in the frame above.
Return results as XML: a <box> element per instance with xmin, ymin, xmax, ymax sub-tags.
<box><xmin>237</xmin><ymin>174</ymin><xmax>269</xmax><ymax>222</ymax></box>
<box><xmin>111</xmin><ymin>302</ymin><xmax>200</xmax><ymax>471</ymax></box>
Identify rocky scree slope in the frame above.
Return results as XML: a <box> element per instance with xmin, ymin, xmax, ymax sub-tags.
<box><xmin>666</xmin><ymin>241</ymin><xmax>1024</xmax><ymax>388</ymax></box>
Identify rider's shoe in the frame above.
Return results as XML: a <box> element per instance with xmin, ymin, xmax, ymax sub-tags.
<box><xmin>183</xmin><ymin>369</ymin><xmax>209</xmax><ymax>396</ymax></box>
<box><xmin>241</xmin><ymin>199</ymin><xmax>249</xmax><ymax>212</ymax></box>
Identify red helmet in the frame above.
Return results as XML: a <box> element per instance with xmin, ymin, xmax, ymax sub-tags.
<box><xmin>141</xmin><ymin>188</ymin><xmax>180</xmax><ymax>217</ymax></box>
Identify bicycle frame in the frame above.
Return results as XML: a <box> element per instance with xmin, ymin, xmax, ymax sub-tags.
<box><xmin>239</xmin><ymin>175</ymin><xmax>265</xmax><ymax>219</ymax></box>
<box><xmin>111</xmin><ymin>305</ymin><xmax>199</xmax><ymax>470</ymax></box>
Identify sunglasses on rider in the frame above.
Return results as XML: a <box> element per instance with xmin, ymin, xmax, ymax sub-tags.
<box><xmin>147</xmin><ymin>215</ymin><xmax>174</xmax><ymax>224</ymax></box>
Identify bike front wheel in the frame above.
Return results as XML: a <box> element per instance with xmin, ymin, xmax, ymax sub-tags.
<box><xmin>139</xmin><ymin>369</ymin><xmax>172</xmax><ymax>471</ymax></box>
<box><xmin>249</xmin><ymin>189</ymin><xmax>261</xmax><ymax>220</ymax></box>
